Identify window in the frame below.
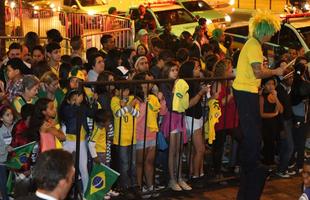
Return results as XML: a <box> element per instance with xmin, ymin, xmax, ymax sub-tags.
<box><xmin>154</xmin><ymin>8</ymin><xmax>196</xmax><ymax>26</ymax></box>
<box><xmin>64</xmin><ymin>0</ymin><xmax>77</xmax><ymax>6</ymax></box>
<box><xmin>132</xmin><ymin>9</ymin><xmax>156</xmax><ymax>32</ymax></box>
<box><xmin>279</xmin><ymin>26</ymin><xmax>301</xmax><ymax>48</ymax></box>
<box><xmin>269</xmin><ymin>31</ymin><xmax>280</xmax><ymax>45</ymax></box>
<box><xmin>297</xmin><ymin>26</ymin><xmax>310</xmax><ymax>48</ymax></box>
<box><xmin>182</xmin><ymin>0</ymin><xmax>212</xmax><ymax>12</ymax></box>
<box><xmin>79</xmin><ymin>0</ymin><xmax>102</xmax><ymax>6</ymax></box>
<box><xmin>225</xmin><ymin>26</ymin><xmax>249</xmax><ymax>36</ymax></box>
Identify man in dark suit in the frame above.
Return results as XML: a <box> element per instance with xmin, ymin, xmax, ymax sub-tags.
<box><xmin>17</xmin><ymin>149</ymin><xmax>75</xmax><ymax>200</ymax></box>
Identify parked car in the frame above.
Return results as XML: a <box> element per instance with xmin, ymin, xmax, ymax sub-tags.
<box><xmin>225</xmin><ymin>15</ymin><xmax>310</xmax><ymax>66</ymax></box>
<box><xmin>206</xmin><ymin>0</ymin><xmax>235</xmax><ymax>14</ymax></box>
<box><xmin>129</xmin><ymin>2</ymin><xmax>198</xmax><ymax>37</ymax></box>
<box><xmin>177</xmin><ymin>0</ymin><xmax>231</xmax><ymax>27</ymax></box>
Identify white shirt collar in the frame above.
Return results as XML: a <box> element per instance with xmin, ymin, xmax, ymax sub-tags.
<box><xmin>36</xmin><ymin>191</ymin><xmax>58</xmax><ymax>200</ymax></box>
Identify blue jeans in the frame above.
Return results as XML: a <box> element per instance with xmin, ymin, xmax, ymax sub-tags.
<box><xmin>0</xmin><ymin>164</ymin><xmax>9</xmax><ymax>200</ymax></box>
<box><xmin>233</xmin><ymin>89</ymin><xmax>268</xmax><ymax>200</ymax></box>
<box><xmin>278</xmin><ymin>119</ymin><xmax>294</xmax><ymax>173</ymax></box>
<box><xmin>118</xmin><ymin>145</ymin><xmax>137</xmax><ymax>189</ymax></box>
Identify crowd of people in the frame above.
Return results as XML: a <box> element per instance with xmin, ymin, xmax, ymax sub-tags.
<box><xmin>0</xmin><ymin>9</ymin><xmax>309</xmax><ymax>200</ymax></box>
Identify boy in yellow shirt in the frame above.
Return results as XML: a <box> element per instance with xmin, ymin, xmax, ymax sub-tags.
<box><xmin>111</xmin><ymin>85</ymin><xmax>139</xmax><ymax>195</ymax></box>
<box><xmin>88</xmin><ymin>109</ymin><xmax>111</xmax><ymax>164</ymax></box>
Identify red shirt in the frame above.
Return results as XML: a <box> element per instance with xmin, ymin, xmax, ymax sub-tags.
<box><xmin>11</xmin><ymin>120</ymin><xmax>29</xmax><ymax>148</ymax></box>
<box><xmin>215</xmin><ymin>84</ymin><xmax>239</xmax><ymax>131</ymax></box>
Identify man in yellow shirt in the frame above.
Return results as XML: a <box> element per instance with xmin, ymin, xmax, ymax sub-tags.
<box><xmin>232</xmin><ymin>11</ymin><xmax>285</xmax><ymax>200</ymax></box>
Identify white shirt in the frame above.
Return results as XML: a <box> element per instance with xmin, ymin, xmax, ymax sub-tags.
<box><xmin>299</xmin><ymin>193</ymin><xmax>309</xmax><ymax>200</ymax></box>
<box><xmin>36</xmin><ymin>191</ymin><xmax>58</xmax><ymax>200</ymax></box>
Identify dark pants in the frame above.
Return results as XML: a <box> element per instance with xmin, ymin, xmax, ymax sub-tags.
<box><xmin>291</xmin><ymin>117</ymin><xmax>309</xmax><ymax>169</ymax></box>
<box><xmin>234</xmin><ymin>89</ymin><xmax>268</xmax><ymax>200</ymax></box>
<box><xmin>213</xmin><ymin>130</ymin><xmax>226</xmax><ymax>174</ymax></box>
<box><xmin>0</xmin><ymin>165</ymin><xmax>9</xmax><ymax>200</ymax></box>
<box><xmin>261</xmin><ymin>119</ymin><xmax>278</xmax><ymax>165</ymax></box>
<box><xmin>278</xmin><ymin>119</ymin><xmax>294</xmax><ymax>173</ymax></box>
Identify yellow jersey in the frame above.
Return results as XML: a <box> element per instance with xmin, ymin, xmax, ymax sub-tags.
<box><xmin>111</xmin><ymin>95</ymin><xmax>139</xmax><ymax>146</ymax></box>
<box><xmin>90</xmin><ymin>124</ymin><xmax>106</xmax><ymax>153</ymax></box>
<box><xmin>12</xmin><ymin>96</ymin><xmax>37</xmax><ymax>114</ymax></box>
<box><xmin>232</xmin><ymin>37</ymin><xmax>263</xmax><ymax>93</ymax></box>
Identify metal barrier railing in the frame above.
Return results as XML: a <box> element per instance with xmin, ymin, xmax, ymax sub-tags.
<box><xmin>3</xmin><ymin>6</ymin><xmax>134</xmax><ymax>51</ymax></box>
<box><xmin>71</xmin><ymin>76</ymin><xmax>239</xmax><ymax>197</ymax></box>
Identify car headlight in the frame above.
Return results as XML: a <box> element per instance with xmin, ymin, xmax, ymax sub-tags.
<box><xmin>34</xmin><ymin>5</ymin><xmax>40</xmax><ymax>10</ymax></box>
<box><xmin>305</xmin><ymin>3</ymin><xmax>310</xmax><ymax>10</ymax></box>
<box><xmin>225</xmin><ymin>15</ymin><xmax>231</xmax><ymax>22</ymax></box>
<box><xmin>229</xmin><ymin>0</ymin><xmax>235</xmax><ymax>6</ymax></box>
<box><xmin>87</xmin><ymin>10</ymin><xmax>96</xmax><ymax>16</ymax></box>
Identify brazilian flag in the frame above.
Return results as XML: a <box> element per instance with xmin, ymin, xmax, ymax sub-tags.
<box><xmin>85</xmin><ymin>163</ymin><xmax>120</xmax><ymax>200</ymax></box>
<box><xmin>6</xmin><ymin>142</ymin><xmax>36</xmax><ymax>169</ymax></box>
<box><xmin>6</xmin><ymin>171</ymin><xmax>13</xmax><ymax>195</ymax></box>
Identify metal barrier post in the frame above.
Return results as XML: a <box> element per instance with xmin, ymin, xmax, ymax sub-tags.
<box><xmin>0</xmin><ymin>1</ymin><xmax>5</xmax><ymax>58</ymax></box>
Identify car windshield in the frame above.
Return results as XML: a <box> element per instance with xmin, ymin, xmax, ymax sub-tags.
<box><xmin>80</xmin><ymin>0</ymin><xmax>102</xmax><ymax>6</ymax></box>
<box><xmin>155</xmin><ymin>8</ymin><xmax>196</xmax><ymax>26</ymax></box>
<box><xmin>182</xmin><ymin>0</ymin><xmax>212</xmax><ymax>12</ymax></box>
<box><xmin>297</xmin><ymin>26</ymin><xmax>310</xmax><ymax>48</ymax></box>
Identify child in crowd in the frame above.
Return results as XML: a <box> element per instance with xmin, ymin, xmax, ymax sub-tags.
<box><xmin>0</xmin><ymin>105</ymin><xmax>16</xmax><ymax>147</ymax></box>
<box><xmin>160</xmin><ymin>61</ymin><xmax>192</xmax><ymax>191</ymax></box>
<box><xmin>37</xmin><ymin>98</ymin><xmax>65</xmax><ymax>152</ymax></box>
<box><xmin>6</xmin><ymin>58</ymin><xmax>31</xmax><ymax>102</ymax></box>
<box><xmin>212</xmin><ymin>59</ymin><xmax>240</xmax><ymax>179</ymax></box>
<box><xmin>260</xmin><ymin>77</ymin><xmax>283</xmax><ymax>166</ymax></box>
<box><xmin>88</xmin><ymin>109</ymin><xmax>119</xmax><ymax>200</ymax></box>
<box><xmin>11</xmin><ymin>104</ymin><xmax>36</xmax><ymax>197</ymax></box>
<box><xmin>299</xmin><ymin>159</ymin><xmax>310</xmax><ymax>200</ymax></box>
<box><xmin>111</xmin><ymin>84</ymin><xmax>139</xmax><ymax>197</ymax></box>
<box><xmin>133</xmin><ymin>72</ymin><xmax>167</xmax><ymax>198</ymax></box>
<box><xmin>60</xmin><ymin>89</ymin><xmax>97</xmax><ymax>193</ymax></box>
<box><xmin>89</xmin><ymin>109</ymin><xmax>110</xmax><ymax>164</ymax></box>
<box><xmin>46</xmin><ymin>42</ymin><xmax>62</xmax><ymax>77</ymax></box>
<box><xmin>275</xmin><ymin>64</ymin><xmax>296</xmax><ymax>178</ymax></box>
<box><xmin>179</xmin><ymin>60</ymin><xmax>208</xmax><ymax>186</ymax></box>
<box><xmin>11</xmin><ymin>104</ymin><xmax>34</xmax><ymax>148</ymax></box>
<box><xmin>0</xmin><ymin>110</ymin><xmax>12</xmax><ymax>200</ymax></box>
<box><xmin>12</xmin><ymin>75</ymin><xmax>40</xmax><ymax>114</ymax></box>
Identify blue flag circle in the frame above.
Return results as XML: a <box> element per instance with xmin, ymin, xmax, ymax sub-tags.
<box><xmin>92</xmin><ymin>176</ymin><xmax>104</xmax><ymax>189</ymax></box>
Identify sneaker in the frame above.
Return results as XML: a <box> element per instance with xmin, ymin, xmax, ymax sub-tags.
<box><xmin>287</xmin><ymin>170</ymin><xmax>297</xmax><ymax>176</ymax></box>
<box><xmin>169</xmin><ymin>180</ymin><xmax>182</xmax><ymax>191</ymax></box>
<box><xmin>104</xmin><ymin>194</ymin><xmax>111</xmax><ymax>200</ymax></box>
<box><xmin>108</xmin><ymin>190</ymin><xmax>120</xmax><ymax>197</ymax></box>
<box><xmin>288</xmin><ymin>163</ymin><xmax>296</xmax><ymax>169</ymax></box>
<box><xmin>155</xmin><ymin>185</ymin><xmax>165</xmax><ymax>191</ymax></box>
<box><xmin>178</xmin><ymin>180</ymin><xmax>192</xmax><ymax>191</ymax></box>
<box><xmin>141</xmin><ymin>187</ymin><xmax>152</xmax><ymax>199</ymax></box>
<box><xmin>276</xmin><ymin>171</ymin><xmax>290</xmax><ymax>178</ymax></box>
<box><xmin>149</xmin><ymin>185</ymin><xmax>160</xmax><ymax>198</ymax></box>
